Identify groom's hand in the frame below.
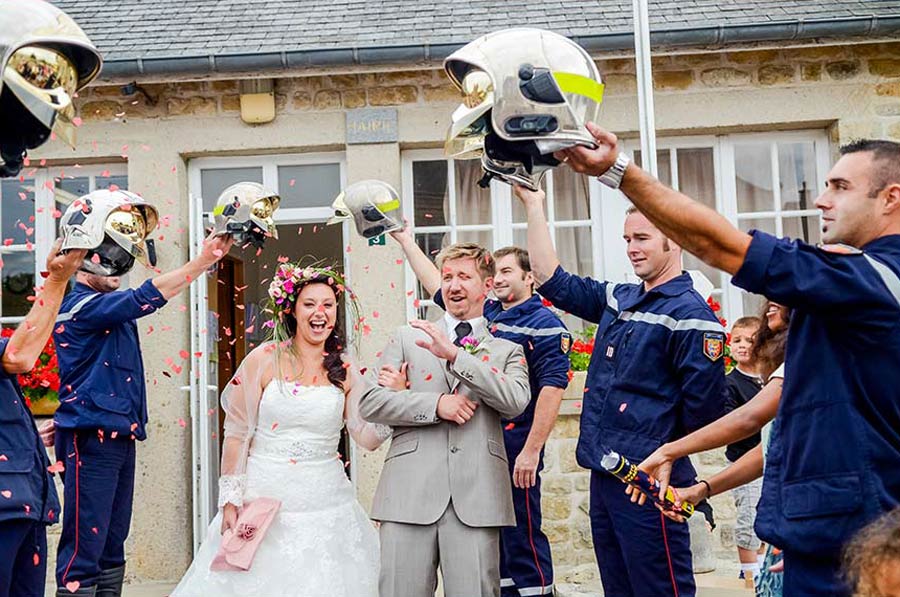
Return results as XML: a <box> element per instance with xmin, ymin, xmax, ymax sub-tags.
<box><xmin>411</xmin><ymin>320</ymin><xmax>460</xmax><ymax>363</ymax></box>
<box><xmin>437</xmin><ymin>393</ymin><xmax>477</xmax><ymax>425</ymax></box>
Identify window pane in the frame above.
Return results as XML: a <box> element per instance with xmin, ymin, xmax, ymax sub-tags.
<box><xmin>783</xmin><ymin>215</ymin><xmax>821</xmax><ymax>244</ymax></box>
<box><xmin>735</xmin><ymin>144</ymin><xmax>774</xmax><ymax>213</ymax></box>
<box><xmin>1</xmin><ymin>252</ymin><xmax>35</xmax><ymax>318</ymax></box>
<box><xmin>738</xmin><ymin>217</ymin><xmax>776</xmax><ymax>236</ymax></box>
<box><xmin>455</xmin><ymin>161</ymin><xmax>491</xmax><ymax>226</ymax></box>
<box><xmin>1</xmin><ymin>179</ymin><xmax>35</xmax><ymax>244</ymax></box>
<box><xmin>457</xmin><ymin>229</ymin><xmax>492</xmax><ymax>250</ymax></box>
<box><xmin>742</xmin><ymin>291</ymin><xmax>768</xmax><ymax>320</ymax></box>
<box><xmin>778</xmin><ymin>142</ymin><xmax>817</xmax><ymax>212</ymax></box>
<box><xmin>684</xmin><ymin>253</ymin><xmax>720</xmax><ymax>292</ymax></box>
<box><xmin>511</xmin><ymin>176</ymin><xmax>547</xmax><ymax>223</ymax></box>
<box><xmin>96</xmin><ymin>175</ymin><xmax>128</xmax><ymax>191</ymax></box>
<box><xmin>415</xmin><ymin>232</ymin><xmax>447</xmax><ymax>299</ymax></box>
<box><xmin>512</xmin><ymin>228</ymin><xmax>527</xmax><ymax>251</ymax></box>
<box><xmin>416</xmin><ymin>303</ymin><xmax>444</xmax><ymax>322</ymax></box>
<box><xmin>200</xmin><ymin>168</ymin><xmax>263</xmax><ymax>212</ymax></box>
<box><xmin>556</xmin><ymin>227</ymin><xmax>593</xmax><ymax>279</ymax></box>
<box><xmin>676</xmin><ymin>148</ymin><xmax>716</xmax><ymax>210</ymax></box>
<box><xmin>277</xmin><ymin>164</ymin><xmax>340</xmax><ymax>209</ymax></box>
<box><xmin>57</xmin><ymin>176</ymin><xmax>90</xmax><ymax>198</ymax></box>
<box><xmin>553</xmin><ymin>168</ymin><xmax>590</xmax><ymax>221</ymax></box>
<box><xmin>634</xmin><ymin>149</ymin><xmax>672</xmax><ymax>186</ymax></box>
<box><xmin>413</xmin><ymin>161</ymin><xmax>448</xmax><ymax>227</ymax></box>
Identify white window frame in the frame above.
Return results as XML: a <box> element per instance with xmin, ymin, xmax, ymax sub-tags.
<box><xmin>185</xmin><ymin>152</ymin><xmax>362</xmax><ymax>513</ymax></box>
<box><xmin>187</xmin><ymin>152</ymin><xmax>347</xmax><ymax>224</ymax></box>
<box><xmin>623</xmin><ymin>130</ymin><xmax>830</xmax><ymax>322</ymax></box>
<box><xmin>0</xmin><ymin>164</ymin><xmax>128</xmax><ymax>325</ymax></box>
<box><xmin>400</xmin><ymin>149</ymin><xmax>604</xmax><ymax>321</ymax></box>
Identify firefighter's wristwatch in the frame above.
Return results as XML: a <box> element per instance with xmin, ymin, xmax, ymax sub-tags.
<box><xmin>597</xmin><ymin>152</ymin><xmax>630</xmax><ymax>189</ymax></box>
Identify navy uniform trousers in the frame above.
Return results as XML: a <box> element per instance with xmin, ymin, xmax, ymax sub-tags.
<box><xmin>54</xmin><ymin>429</ymin><xmax>135</xmax><ymax>589</ymax></box>
<box><xmin>0</xmin><ymin>520</ymin><xmax>47</xmax><ymax>597</ymax></box>
<box><xmin>500</xmin><ymin>423</ymin><xmax>554</xmax><ymax>597</ymax></box>
<box><xmin>590</xmin><ymin>472</ymin><xmax>694</xmax><ymax>597</ymax></box>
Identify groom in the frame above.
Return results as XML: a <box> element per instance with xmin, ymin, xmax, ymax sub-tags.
<box><xmin>360</xmin><ymin>242</ymin><xmax>530</xmax><ymax>597</ymax></box>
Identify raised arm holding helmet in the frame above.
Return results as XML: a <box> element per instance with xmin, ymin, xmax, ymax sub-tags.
<box><xmin>0</xmin><ymin>0</ymin><xmax>101</xmax><ymax>178</ymax></box>
<box><xmin>48</xmin><ymin>185</ymin><xmax>242</xmax><ymax>596</ymax></box>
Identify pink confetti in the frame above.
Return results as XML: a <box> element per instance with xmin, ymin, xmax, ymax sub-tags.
<box><xmin>178</xmin><ymin>418</ymin><xmax>186</xmax><ymax>428</ymax></box>
<box><xmin>0</xmin><ymin>490</ymin><xmax>11</xmax><ymax>499</ymax></box>
<box><xmin>619</xmin><ymin>403</ymin><xmax>628</xmax><ymax>412</ymax></box>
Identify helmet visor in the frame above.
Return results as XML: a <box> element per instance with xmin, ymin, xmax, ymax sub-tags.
<box><xmin>104</xmin><ymin>206</ymin><xmax>157</xmax><ymax>268</ymax></box>
<box><xmin>444</xmin><ymin>70</ymin><xmax>495</xmax><ymax>159</ymax></box>
<box><xmin>3</xmin><ymin>47</ymin><xmax>80</xmax><ymax>147</ymax></box>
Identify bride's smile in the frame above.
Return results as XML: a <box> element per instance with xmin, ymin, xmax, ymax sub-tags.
<box><xmin>292</xmin><ymin>284</ymin><xmax>337</xmax><ymax>346</ymax></box>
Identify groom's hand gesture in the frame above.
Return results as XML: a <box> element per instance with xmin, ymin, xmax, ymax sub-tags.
<box><xmin>410</xmin><ymin>320</ymin><xmax>478</xmax><ymax>425</ymax></box>
<box><xmin>410</xmin><ymin>320</ymin><xmax>459</xmax><ymax>363</ymax></box>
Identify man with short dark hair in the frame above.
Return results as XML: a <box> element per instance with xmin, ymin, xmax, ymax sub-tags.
<box><xmin>513</xmin><ymin>187</ymin><xmax>727</xmax><ymax>597</ymax></box>
<box><xmin>560</xmin><ymin>125</ymin><xmax>900</xmax><ymax>596</ymax></box>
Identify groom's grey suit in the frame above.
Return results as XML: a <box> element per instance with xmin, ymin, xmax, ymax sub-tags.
<box><xmin>360</xmin><ymin>320</ymin><xmax>530</xmax><ymax>597</ymax></box>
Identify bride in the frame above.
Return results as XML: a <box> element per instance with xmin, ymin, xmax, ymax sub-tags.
<box><xmin>173</xmin><ymin>262</ymin><xmax>390</xmax><ymax>596</ymax></box>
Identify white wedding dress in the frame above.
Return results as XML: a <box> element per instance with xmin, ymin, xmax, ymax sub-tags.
<box><xmin>172</xmin><ymin>382</ymin><xmax>380</xmax><ymax>596</ymax></box>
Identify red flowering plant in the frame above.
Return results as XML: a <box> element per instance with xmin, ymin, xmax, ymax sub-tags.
<box><xmin>568</xmin><ymin>324</ymin><xmax>596</xmax><ymax>377</ymax></box>
<box><xmin>706</xmin><ymin>296</ymin><xmax>734</xmax><ymax>372</ymax></box>
<box><xmin>0</xmin><ymin>328</ymin><xmax>61</xmax><ymax>410</ymax></box>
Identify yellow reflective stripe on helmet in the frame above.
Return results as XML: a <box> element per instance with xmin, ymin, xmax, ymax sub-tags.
<box><xmin>212</xmin><ymin>205</ymin><xmax>226</xmax><ymax>216</ymax></box>
<box><xmin>552</xmin><ymin>72</ymin><xmax>605</xmax><ymax>104</ymax></box>
<box><xmin>375</xmin><ymin>199</ymin><xmax>400</xmax><ymax>212</ymax></box>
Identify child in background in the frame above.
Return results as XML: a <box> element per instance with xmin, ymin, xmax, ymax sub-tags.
<box><xmin>844</xmin><ymin>508</ymin><xmax>900</xmax><ymax>597</ymax></box>
<box><xmin>725</xmin><ymin>316</ymin><xmax>765</xmax><ymax>585</ymax></box>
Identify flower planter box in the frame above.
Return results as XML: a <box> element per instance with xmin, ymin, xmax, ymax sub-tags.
<box><xmin>29</xmin><ymin>397</ymin><xmax>59</xmax><ymax>417</ymax></box>
<box><xmin>560</xmin><ymin>370</ymin><xmax>586</xmax><ymax>415</ymax></box>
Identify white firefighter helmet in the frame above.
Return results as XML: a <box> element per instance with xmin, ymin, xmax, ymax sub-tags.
<box><xmin>443</xmin><ymin>28</ymin><xmax>604</xmax><ymax>190</ymax></box>
<box><xmin>0</xmin><ymin>0</ymin><xmax>102</xmax><ymax>177</ymax></box>
<box><xmin>211</xmin><ymin>182</ymin><xmax>280</xmax><ymax>248</ymax></box>
<box><xmin>327</xmin><ymin>180</ymin><xmax>402</xmax><ymax>239</ymax></box>
<box><xmin>60</xmin><ymin>189</ymin><xmax>159</xmax><ymax>277</ymax></box>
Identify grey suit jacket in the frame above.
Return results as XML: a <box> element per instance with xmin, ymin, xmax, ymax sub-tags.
<box><xmin>359</xmin><ymin>324</ymin><xmax>530</xmax><ymax>527</ymax></box>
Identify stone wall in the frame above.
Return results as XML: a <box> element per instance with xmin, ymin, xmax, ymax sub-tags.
<box><xmin>75</xmin><ymin>41</ymin><xmax>900</xmax><ymax>145</ymax></box>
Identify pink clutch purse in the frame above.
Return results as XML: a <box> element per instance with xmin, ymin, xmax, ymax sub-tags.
<box><xmin>210</xmin><ymin>497</ymin><xmax>281</xmax><ymax>572</ymax></box>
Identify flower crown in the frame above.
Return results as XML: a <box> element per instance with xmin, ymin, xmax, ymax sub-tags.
<box><xmin>264</xmin><ymin>259</ymin><xmax>361</xmax><ymax>349</ymax></box>
<box><xmin>268</xmin><ymin>262</ymin><xmax>347</xmax><ymax>308</ymax></box>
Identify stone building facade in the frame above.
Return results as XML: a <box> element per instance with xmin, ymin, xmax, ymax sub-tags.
<box><xmin>15</xmin><ymin>34</ymin><xmax>900</xmax><ymax>587</ymax></box>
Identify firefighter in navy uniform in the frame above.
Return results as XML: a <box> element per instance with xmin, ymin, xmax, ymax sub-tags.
<box><xmin>0</xmin><ymin>2</ymin><xmax>99</xmax><ymax>595</ymax></box>
<box><xmin>389</xmin><ymin>225</ymin><xmax>569</xmax><ymax>596</ymax></box>
<box><xmin>561</xmin><ymin>128</ymin><xmax>900</xmax><ymax>596</ymax></box>
<box><xmin>0</xmin><ymin>245</ymin><xmax>86</xmax><ymax>597</ymax></box>
<box><xmin>50</xmin><ymin>189</ymin><xmax>240</xmax><ymax>597</ymax></box>
<box><xmin>514</xmin><ymin>190</ymin><xmax>726</xmax><ymax>597</ymax></box>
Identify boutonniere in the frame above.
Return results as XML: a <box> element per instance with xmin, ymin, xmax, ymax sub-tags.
<box><xmin>459</xmin><ymin>336</ymin><xmax>487</xmax><ymax>355</ymax></box>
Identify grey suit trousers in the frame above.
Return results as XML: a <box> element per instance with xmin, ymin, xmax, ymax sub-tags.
<box><xmin>379</xmin><ymin>501</ymin><xmax>500</xmax><ymax>597</ymax></box>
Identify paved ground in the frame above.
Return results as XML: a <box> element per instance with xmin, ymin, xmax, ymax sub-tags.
<box><xmin>47</xmin><ymin>575</ymin><xmax>754</xmax><ymax>597</ymax></box>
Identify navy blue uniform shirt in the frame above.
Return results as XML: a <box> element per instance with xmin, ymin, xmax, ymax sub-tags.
<box><xmin>53</xmin><ymin>280</ymin><xmax>167</xmax><ymax>441</ymax></box>
<box><xmin>538</xmin><ymin>266</ymin><xmax>727</xmax><ymax>486</ymax></box>
<box><xmin>434</xmin><ymin>292</ymin><xmax>570</xmax><ymax>423</ymax></box>
<box><xmin>0</xmin><ymin>338</ymin><xmax>60</xmax><ymax>524</ymax></box>
<box><xmin>733</xmin><ymin>231</ymin><xmax>900</xmax><ymax>557</ymax></box>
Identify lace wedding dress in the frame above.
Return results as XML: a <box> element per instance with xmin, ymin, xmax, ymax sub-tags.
<box><xmin>172</xmin><ymin>381</ymin><xmax>380</xmax><ymax>596</ymax></box>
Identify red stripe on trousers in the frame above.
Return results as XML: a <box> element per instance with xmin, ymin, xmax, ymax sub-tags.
<box><xmin>61</xmin><ymin>433</ymin><xmax>81</xmax><ymax>584</ymax></box>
